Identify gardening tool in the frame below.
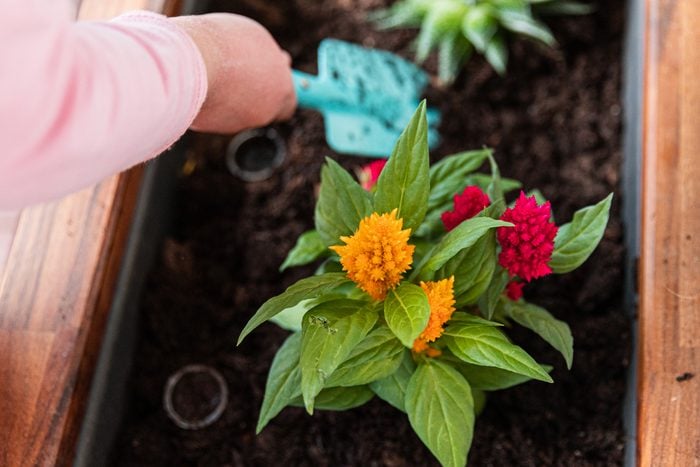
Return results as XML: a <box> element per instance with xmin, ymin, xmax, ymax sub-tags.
<box><xmin>292</xmin><ymin>39</ymin><xmax>441</xmax><ymax>158</ymax></box>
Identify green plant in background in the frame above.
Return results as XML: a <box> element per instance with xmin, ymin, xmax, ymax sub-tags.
<box><xmin>238</xmin><ymin>102</ymin><xmax>611</xmax><ymax>467</ymax></box>
<box><xmin>372</xmin><ymin>0</ymin><xmax>592</xmax><ymax>83</ymax></box>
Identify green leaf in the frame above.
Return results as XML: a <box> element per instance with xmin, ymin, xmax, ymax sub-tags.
<box><xmin>477</xmin><ymin>267</ymin><xmax>509</xmax><ymax>319</ymax></box>
<box><xmin>499</xmin><ymin>10</ymin><xmax>556</xmax><ymax>46</ymax></box>
<box><xmin>413</xmin><ymin>199</ymin><xmax>452</xmax><ymax>239</ymax></box>
<box><xmin>314</xmin><ymin>257</ymin><xmax>343</xmax><ymax>275</ymax></box>
<box><xmin>406</xmin><ymin>360</ymin><xmax>475</xmax><ymax>467</ymax></box>
<box><xmin>238</xmin><ymin>273</ymin><xmax>351</xmax><ymax>345</ymax></box>
<box><xmin>438</xmin><ymin>32</ymin><xmax>473</xmax><ymax>84</ymax></box>
<box><xmin>300</xmin><ymin>300</ymin><xmax>378</xmax><ymax>413</ymax></box>
<box><xmin>257</xmin><ymin>332</ymin><xmax>302</xmax><ymax>433</ymax></box>
<box><xmin>384</xmin><ymin>282</ymin><xmax>431</xmax><ymax>348</ymax></box>
<box><xmin>280</xmin><ymin>230</ymin><xmax>327</xmax><ymax>271</ymax></box>
<box><xmin>432</xmin><ymin>1</ymin><xmax>469</xmax><ymax>34</ymax></box>
<box><xmin>269</xmin><ymin>300</ymin><xmax>311</xmax><ymax>332</ymax></box>
<box><xmin>439</xmin><ymin>232</ymin><xmax>498</xmax><ymax>306</ymax></box>
<box><xmin>533</xmin><ymin>1</ymin><xmax>594</xmax><ymax>15</ymax></box>
<box><xmin>374</xmin><ymin>102</ymin><xmax>430</xmax><ymax>233</ymax></box>
<box><xmin>415</xmin><ymin>10</ymin><xmax>440</xmax><ymax>62</ymax></box>
<box><xmin>372</xmin><ymin>1</ymin><xmax>426</xmax><ymax>29</ymax></box>
<box><xmin>485</xmin><ymin>33</ymin><xmax>508</xmax><ymax>75</ymax></box>
<box><xmin>466</xmin><ymin>173</ymin><xmax>522</xmax><ymax>195</ymax></box>
<box><xmin>444</xmin><ymin>321</ymin><xmax>553</xmax><ymax>382</ymax></box>
<box><xmin>415</xmin><ymin>217</ymin><xmax>512</xmax><ymax>279</ymax></box>
<box><xmin>291</xmin><ymin>385</ymin><xmax>374</xmax><ymax>411</ymax></box>
<box><xmin>504</xmin><ymin>300</ymin><xmax>573</xmax><ymax>368</ymax></box>
<box><xmin>462</xmin><ymin>4</ymin><xmax>498</xmax><ymax>52</ymax></box>
<box><xmin>412</xmin><ymin>238</ymin><xmax>433</xmax><ymax>263</ymax></box>
<box><xmin>494</xmin><ymin>0</ymin><xmax>529</xmax><ymax>8</ymax></box>
<box><xmin>449</xmin><ymin>311</ymin><xmax>504</xmax><ymax>327</ymax></box>
<box><xmin>550</xmin><ymin>193</ymin><xmax>613</xmax><ymax>273</ymax></box>
<box><xmin>485</xmin><ymin>152</ymin><xmax>505</xmax><ymax>208</ymax></box>
<box><xmin>326</xmin><ymin>325</ymin><xmax>405</xmax><ymax>387</ymax></box>
<box><xmin>315</xmin><ymin>158</ymin><xmax>373</xmax><ymax>247</ymax></box>
<box><xmin>270</xmin><ymin>294</ymin><xmax>344</xmax><ymax>332</ymax></box>
<box><xmin>428</xmin><ymin>149</ymin><xmax>492</xmax><ymax>209</ymax></box>
<box><xmin>415</xmin><ymin>1</ymin><xmax>467</xmax><ymax>62</ymax></box>
<box><xmin>473</xmin><ymin>388</ymin><xmax>487</xmax><ymax>415</ymax></box>
<box><xmin>493</xmin><ymin>0</ymin><xmax>530</xmax><ymax>13</ymax></box>
<box><xmin>369</xmin><ymin>349</ymin><xmax>416</xmax><ymax>412</ymax></box>
<box><xmin>448</xmin><ymin>355</ymin><xmax>552</xmax><ymax>391</ymax></box>
<box><xmin>482</xmin><ymin>199</ymin><xmax>507</xmax><ymax>220</ymax></box>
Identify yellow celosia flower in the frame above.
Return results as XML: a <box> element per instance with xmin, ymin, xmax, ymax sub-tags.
<box><xmin>412</xmin><ymin>277</ymin><xmax>456</xmax><ymax>354</ymax></box>
<box><xmin>330</xmin><ymin>209</ymin><xmax>414</xmax><ymax>300</ymax></box>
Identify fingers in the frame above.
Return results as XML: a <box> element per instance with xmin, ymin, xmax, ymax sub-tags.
<box><xmin>277</xmin><ymin>92</ymin><xmax>297</xmax><ymax>121</ymax></box>
<box><xmin>282</xmin><ymin>50</ymin><xmax>292</xmax><ymax>67</ymax></box>
<box><xmin>275</xmin><ymin>51</ymin><xmax>297</xmax><ymax>121</ymax></box>
<box><xmin>176</xmin><ymin>12</ymin><xmax>297</xmax><ymax>133</ymax></box>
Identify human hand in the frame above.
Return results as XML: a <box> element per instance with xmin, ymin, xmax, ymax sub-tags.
<box><xmin>170</xmin><ymin>13</ymin><xmax>296</xmax><ymax>134</ymax></box>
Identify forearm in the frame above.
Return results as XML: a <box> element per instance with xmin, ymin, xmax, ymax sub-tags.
<box><xmin>0</xmin><ymin>3</ymin><xmax>207</xmax><ymax>208</ymax></box>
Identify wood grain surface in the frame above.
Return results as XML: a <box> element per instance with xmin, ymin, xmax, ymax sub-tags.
<box><xmin>639</xmin><ymin>0</ymin><xmax>700</xmax><ymax>465</ymax></box>
<box><xmin>0</xmin><ymin>1</ymin><xmax>180</xmax><ymax>466</ymax></box>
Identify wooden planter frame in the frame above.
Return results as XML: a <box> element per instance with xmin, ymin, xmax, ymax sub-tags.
<box><xmin>0</xmin><ymin>1</ymin><xmax>181</xmax><ymax>466</ymax></box>
<box><xmin>0</xmin><ymin>0</ymin><xmax>697</xmax><ymax>465</ymax></box>
<box><xmin>638</xmin><ymin>1</ymin><xmax>700</xmax><ymax>465</ymax></box>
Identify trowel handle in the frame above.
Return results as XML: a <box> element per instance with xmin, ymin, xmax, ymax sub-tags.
<box><xmin>292</xmin><ymin>70</ymin><xmax>351</xmax><ymax>111</ymax></box>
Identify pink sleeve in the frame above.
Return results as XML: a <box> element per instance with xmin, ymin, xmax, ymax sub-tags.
<box><xmin>0</xmin><ymin>0</ymin><xmax>208</xmax><ymax>209</ymax></box>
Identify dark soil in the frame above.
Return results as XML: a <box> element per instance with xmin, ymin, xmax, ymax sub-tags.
<box><xmin>114</xmin><ymin>0</ymin><xmax>630</xmax><ymax>465</ymax></box>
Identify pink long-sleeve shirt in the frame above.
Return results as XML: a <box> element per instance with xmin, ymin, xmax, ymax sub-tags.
<box><xmin>0</xmin><ymin>0</ymin><xmax>208</xmax><ymax>209</ymax></box>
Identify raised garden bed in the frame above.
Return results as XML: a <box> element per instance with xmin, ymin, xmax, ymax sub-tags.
<box><xmin>82</xmin><ymin>0</ymin><xmax>634</xmax><ymax>465</ymax></box>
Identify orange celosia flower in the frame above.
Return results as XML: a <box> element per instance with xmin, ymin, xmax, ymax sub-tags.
<box><xmin>412</xmin><ymin>277</ymin><xmax>456</xmax><ymax>354</ymax></box>
<box><xmin>330</xmin><ymin>209</ymin><xmax>414</xmax><ymax>300</ymax></box>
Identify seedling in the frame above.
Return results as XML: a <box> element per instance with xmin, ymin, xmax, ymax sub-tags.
<box><xmin>372</xmin><ymin>0</ymin><xmax>592</xmax><ymax>83</ymax></box>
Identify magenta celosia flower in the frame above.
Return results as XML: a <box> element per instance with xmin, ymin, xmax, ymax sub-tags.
<box><xmin>505</xmin><ymin>280</ymin><xmax>525</xmax><ymax>301</ymax></box>
<box><xmin>359</xmin><ymin>159</ymin><xmax>387</xmax><ymax>191</ymax></box>
<box><xmin>441</xmin><ymin>186</ymin><xmax>491</xmax><ymax>231</ymax></box>
<box><xmin>497</xmin><ymin>192</ymin><xmax>558</xmax><ymax>282</ymax></box>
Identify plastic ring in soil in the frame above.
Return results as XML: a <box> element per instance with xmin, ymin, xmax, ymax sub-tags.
<box><xmin>225</xmin><ymin>128</ymin><xmax>286</xmax><ymax>182</ymax></box>
<box><xmin>163</xmin><ymin>364</ymin><xmax>228</xmax><ymax>430</ymax></box>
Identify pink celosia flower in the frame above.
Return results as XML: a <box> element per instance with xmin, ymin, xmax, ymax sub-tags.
<box><xmin>497</xmin><ymin>192</ymin><xmax>558</xmax><ymax>282</ymax></box>
<box><xmin>359</xmin><ymin>159</ymin><xmax>387</xmax><ymax>191</ymax></box>
<box><xmin>441</xmin><ymin>186</ymin><xmax>491</xmax><ymax>231</ymax></box>
<box><xmin>505</xmin><ymin>280</ymin><xmax>525</xmax><ymax>301</ymax></box>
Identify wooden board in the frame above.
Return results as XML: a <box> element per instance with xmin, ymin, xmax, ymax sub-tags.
<box><xmin>0</xmin><ymin>1</ymin><xmax>181</xmax><ymax>466</ymax></box>
<box><xmin>639</xmin><ymin>0</ymin><xmax>700</xmax><ymax>465</ymax></box>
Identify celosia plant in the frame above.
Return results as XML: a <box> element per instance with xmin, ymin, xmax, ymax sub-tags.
<box><xmin>441</xmin><ymin>185</ymin><xmax>491</xmax><ymax>231</ymax></box>
<box><xmin>372</xmin><ymin>0</ymin><xmax>592</xmax><ymax>82</ymax></box>
<box><xmin>238</xmin><ymin>102</ymin><xmax>612</xmax><ymax>467</ymax></box>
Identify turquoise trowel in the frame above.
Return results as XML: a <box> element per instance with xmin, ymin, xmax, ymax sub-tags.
<box><xmin>292</xmin><ymin>39</ymin><xmax>440</xmax><ymax>158</ymax></box>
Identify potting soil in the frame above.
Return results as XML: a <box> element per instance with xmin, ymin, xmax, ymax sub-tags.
<box><xmin>114</xmin><ymin>1</ymin><xmax>630</xmax><ymax>465</ymax></box>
